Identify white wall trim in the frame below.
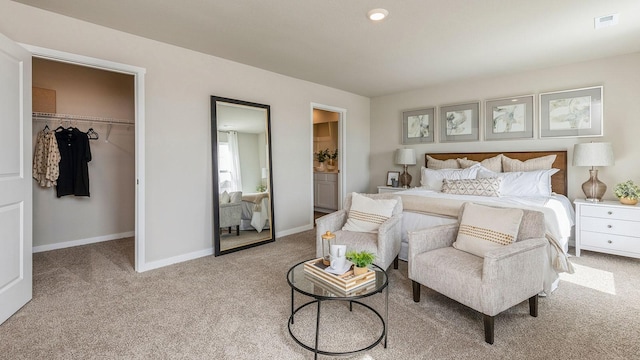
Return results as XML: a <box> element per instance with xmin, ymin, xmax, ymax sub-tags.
<box><xmin>310</xmin><ymin>103</ymin><xmax>347</xmax><ymax>227</ymax></box>
<box><xmin>32</xmin><ymin>231</ymin><xmax>135</xmax><ymax>253</ymax></box>
<box><xmin>20</xmin><ymin>43</ymin><xmax>148</xmax><ymax>272</ymax></box>
<box><xmin>276</xmin><ymin>224</ymin><xmax>314</xmax><ymax>238</ymax></box>
<box><xmin>139</xmin><ymin>248</ymin><xmax>213</xmax><ymax>272</ymax></box>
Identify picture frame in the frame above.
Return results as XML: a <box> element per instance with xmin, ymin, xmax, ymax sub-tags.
<box><xmin>439</xmin><ymin>102</ymin><xmax>480</xmax><ymax>142</ymax></box>
<box><xmin>402</xmin><ymin>108</ymin><xmax>435</xmax><ymax>144</ymax></box>
<box><xmin>484</xmin><ymin>95</ymin><xmax>534</xmax><ymax>140</ymax></box>
<box><xmin>386</xmin><ymin>171</ymin><xmax>400</xmax><ymax>186</ymax></box>
<box><xmin>539</xmin><ymin>86</ymin><xmax>603</xmax><ymax>138</ymax></box>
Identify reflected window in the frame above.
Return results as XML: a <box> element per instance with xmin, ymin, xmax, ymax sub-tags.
<box><xmin>218</xmin><ymin>142</ymin><xmax>233</xmax><ymax>192</ymax></box>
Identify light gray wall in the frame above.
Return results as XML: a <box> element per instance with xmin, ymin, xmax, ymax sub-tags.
<box><xmin>31</xmin><ymin>58</ymin><xmax>135</xmax><ymax>247</ymax></box>
<box><xmin>370</xmin><ymin>52</ymin><xmax>640</xmax><ymax>201</ymax></box>
<box><xmin>0</xmin><ymin>1</ymin><xmax>370</xmax><ymax>263</ymax></box>
<box><xmin>237</xmin><ymin>132</ymin><xmax>260</xmax><ymax>192</ymax></box>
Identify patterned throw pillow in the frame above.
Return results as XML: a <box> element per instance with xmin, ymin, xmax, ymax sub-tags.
<box><xmin>502</xmin><ymin>154</ymin><xmax>556</xmax><ymax>172</ymax></box>
<box><xmin>453</xmin><ymin>203</ymin><xmax>524</xmax><ymax>257</ymax></box>
<box><xmin>342</xmin><ymin>193</ymin><xmax>397</xmax><ymax>233</ymax></box>
<box><xmin>426</xmin><ymin>155</ymin><xmax>466</xmax><ymax>169</ymax></box>
<box><xmin>457</xmin><ymin>154</ymin><xmax>503</xmax><ymax>172</ymax></box>
<box><xmin>442</xmin><ymin>178</ymin><xmax>501</xmax><ymax>197</ymax></box>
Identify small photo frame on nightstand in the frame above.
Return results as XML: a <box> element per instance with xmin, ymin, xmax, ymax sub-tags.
<box><xmin>386</xmin><ymin>171</ymin><xmax>400</xmax><ymax>186</ymax></box>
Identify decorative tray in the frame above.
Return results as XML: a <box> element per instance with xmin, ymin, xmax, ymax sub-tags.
<box><xmin>303</xmin><ymin>258</ymin><xmax>375</xmax><ymax>291</ymax></box>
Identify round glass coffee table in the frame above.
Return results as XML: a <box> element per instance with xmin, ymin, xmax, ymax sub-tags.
<box><xmin>286</xmin><ymin>259</ymin><xmax>388</xmax><ymax>359</ymax></box>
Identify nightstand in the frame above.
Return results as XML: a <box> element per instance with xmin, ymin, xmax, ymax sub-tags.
<box><xmin>377</xmin><ymin>186</ymin><xmax>406</xmax><ymax>194</ymax></box>
<box><xmin>574</xmin><ymin>199</ymin><xmax>640</xmax><ymax>259</ymax></box>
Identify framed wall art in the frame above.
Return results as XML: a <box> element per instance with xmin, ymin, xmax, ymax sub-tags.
<box><xmin>484</xmin><ymin>95</ymin><xmax>534</xmax><ymax>140</ymax></box>
<box><xmin>539</xmin><ymin>86</ymin><xmax>603</xmax><ymax>138</ymax></box>
<box><xmin>386</xmin><ymin>171</ymin><xmax>400</xmax><ymax>186</ymax></box>
<box><xmin>402</xmin><ymin>107</ymin><xmax>435</xmax><ymax>144</ymax></box>
<box><xmin>439</xmin><ymin>102</ymin><xmax>479</xmax><ymax>142</ymax></box>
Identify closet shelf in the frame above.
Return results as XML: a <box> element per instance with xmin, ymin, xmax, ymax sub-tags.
<box><xmin>32</xmin><ymin>112</ymin><xmax>134</xmax><ymax>126</ymax></box>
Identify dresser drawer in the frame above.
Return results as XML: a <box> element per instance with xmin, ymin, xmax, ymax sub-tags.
<box><xmin>580</xmin><ymin>217</ymin><xmax>640</xmax><ymax>238</ymax></box>
<box><xmin>581</xmin><ymin>231</ymin><xmax>640</xmax><ymax>254</ymax></box>
<box><xmin>581</xmin><ymin>204</ymin><xmax>640</xmax><ymax>222</ymax></box>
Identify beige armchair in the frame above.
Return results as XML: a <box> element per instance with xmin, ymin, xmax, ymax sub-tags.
<box><xmin>315</xmin><ymin>193</ymin><xmax>403</xmax><ymax>271</ymax></box>
<box><xmin>408</xmin><ymin>204</ymin><xmax>547</xmax><ymax>344</ymax></box>
<box><xmin>219</xmin><ymin>191</ymin><xmax>242</xmax><ymax>236</ymax></box>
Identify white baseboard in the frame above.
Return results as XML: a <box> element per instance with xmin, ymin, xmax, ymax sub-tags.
<box><xmin>32</xmin><ymin>231</ymin><xmax>135</xmax><ymax>253</ymax></box>
<box><xmin>276</xmin><ymin>224</ymin><xmax>313</xmax><ymax>238</ymax></box>
<box><xmin>138</xmin><ymin>247</ymin><xmax>213</xmax><ymax>272</ymax></box>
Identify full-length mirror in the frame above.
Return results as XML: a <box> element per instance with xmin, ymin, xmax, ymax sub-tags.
<box><xmin>211</xmin><ymin>96</ymin><xmax>274</xmax><ymax>255</ymax></box>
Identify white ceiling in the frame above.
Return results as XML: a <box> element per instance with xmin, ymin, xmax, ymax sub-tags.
<box><xmin>14</xmin><ymin>0</ymin><xmax>640</xmax><ymax>97</ymax></box>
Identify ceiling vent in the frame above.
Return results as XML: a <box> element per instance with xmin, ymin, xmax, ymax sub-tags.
<box><xmin>594</xmin><ymin>14</ymin><xmax>619</xmax><ymax>29</ymax></box>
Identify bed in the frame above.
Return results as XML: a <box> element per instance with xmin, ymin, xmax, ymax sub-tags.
<box><xmin>394</xmin><ymin>150</ymin><xmax>574</xmax><ymax>294</ymax></box>
<box><xmin>240</xmin><ymin>192</ymin><xmax>270</xmax><ymax>233</ymax></box>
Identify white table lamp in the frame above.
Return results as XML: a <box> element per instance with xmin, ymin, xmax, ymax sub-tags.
<box><xmin>395</xmin><ymin>149</ymin><xmax>416</xmax><ymax>188</ymax></box>
<box><xmin>573</xmin><ymin>142</ymin><xmax>614</xmax><ymax>202</ymax></box>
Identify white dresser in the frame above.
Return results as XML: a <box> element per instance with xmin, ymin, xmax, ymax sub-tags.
<box><xmin>574</xmin><ymin>199</ymin><xmax>640</xmax><ymax>259</ymax></box>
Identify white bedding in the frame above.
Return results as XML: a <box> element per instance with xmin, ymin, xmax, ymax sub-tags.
<box><xmin>397</xmin><ymin>188</ymin><xmax>575</xmax><ymax>261</ymax></box>
<box><xmin>240</xmin><ymin>194</ymin><xmax>270</xmax><ymax>233</ymax></box>
<box><xmin>394</xmin><ymin>188</ymin><xmax>575</xmax><ymax>293</ymax></box>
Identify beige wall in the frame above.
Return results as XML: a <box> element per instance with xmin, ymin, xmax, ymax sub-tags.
<box><xmin>32</xmin><ymin>58</ymin><xmax>135</xmax><ymax>247</ymax></box>
<box><xmin>370</xmin><ymin>52</ymin><xmax>640</xmax><ymax>201</ymax></box>
<box><xmin>0</xmin><ymin>1</ymin><xmax>370</xmax><ymax>263</ymax></box>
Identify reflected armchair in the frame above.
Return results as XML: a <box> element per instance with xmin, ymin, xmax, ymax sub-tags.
<box><xmin>219</xmin><ymin>191</ymin><xmax>242</xmax><ymax>236</ymax></box>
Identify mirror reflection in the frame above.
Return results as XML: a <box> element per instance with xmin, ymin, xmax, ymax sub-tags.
<box><xmin>211</xmin><ymin>96</ymin><xmax>273</xmax><ymax>255</ymax></box>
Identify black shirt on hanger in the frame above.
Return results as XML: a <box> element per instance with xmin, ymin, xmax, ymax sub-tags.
<box><xmin>55</xmin><ymin>128</ymin><xmax>92</xmax><ymax>197</ymax></box>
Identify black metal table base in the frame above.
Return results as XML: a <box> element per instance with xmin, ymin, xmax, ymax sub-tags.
<box><xmin>288</xmin><ymin>295</ymin><xmax>388</xmax><ymax>358</ymax></box>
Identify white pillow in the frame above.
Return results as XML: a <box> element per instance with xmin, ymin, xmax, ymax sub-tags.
<box><xmin>219</xmin><ymin>191</ymin><xmax>230</xmax><ymax>204</ymax></box>
<box><xmin>343</xmin><ymin>193</ymin><xmax>398</xmax><ymax>233</ymax></box>
<box><xmin>502</xmin><ymin>154</ymin><xmax>556</xmax><ymax>172</ymax></box>
<box><xmin>420</xmin><ymin>164</ymin><xmax>481</xmax><ymax>191</ymax></box>
<box><xmin>477</xmin><ymin>167</ymin><xmax>559</xmax><ymax>197</ymax></box>
<box><xmin>453</xmin><ymin>202</ymin><xmax>524</xmax><ymax>258</ymax></box>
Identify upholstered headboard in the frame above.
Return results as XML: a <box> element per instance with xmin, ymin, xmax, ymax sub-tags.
<box><xmin>425</xmin><ymin>151</ymin><xmax>568</xmax><ymax>196</ymax></box>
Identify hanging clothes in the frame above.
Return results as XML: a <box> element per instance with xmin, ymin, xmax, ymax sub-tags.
<box><xmin>55</xmin><ymin>127</ymin><xmax>92</xmax><ymax>197</ymax></box>
<box><xmin>32</xmin><ymin>128</ymin><xmax>61</xmax><ymax>188</ymax></box>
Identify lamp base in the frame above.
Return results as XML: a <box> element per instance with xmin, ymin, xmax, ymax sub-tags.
<box><xmin>399</xmin><ymin>166</ymin><xmax>412</xmax><ymax>188</ymax></box>
<box><xmin>582</xmin><ymin>169</ymin><xmax>606</xmax><ymax>202</ymax></box>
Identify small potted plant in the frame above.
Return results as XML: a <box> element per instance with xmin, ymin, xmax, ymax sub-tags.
<box><xmin>614</xmin><ymin>180</ymin><xmax>640</xmax><ymax>205</ymax></box>
<box><xmin>327</xmin><ymin>149</ymin><xmax>338</xmax><ymax>170</ymax></box>
<box><xmin>346</xmin><ymin>250</ymin><xmax>375</xmax><ymax>275</ymax></box>
<box><xmin>314</xmin><ymin>148</ymin><xmax>330</xmax><ymax>171</ymax></box>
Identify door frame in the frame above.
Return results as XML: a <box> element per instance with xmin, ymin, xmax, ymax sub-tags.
<box><xmin>310</xmin><ymin>103</ymin><xmax>346</xmax><ymax>221</ymax></box>
<box><xmin>20</xmin><ymin>44</ymin><xmax>148</xmax><ymax>272</ymax></box>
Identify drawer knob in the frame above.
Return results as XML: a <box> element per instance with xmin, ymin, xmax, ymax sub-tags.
<box><xmin>607</xmin><ymin>225</ymin><xmax>612</xmax><ymax>229</ymax></box>
<box><xmin>608</xmin><ymin>211</ymin><xmax>613</xmax><ymax>215</ymax></box>
<box><xmin>608</xmin><ymin>240</ymin><xmax>613</xmax><ymax>244</ymax></box>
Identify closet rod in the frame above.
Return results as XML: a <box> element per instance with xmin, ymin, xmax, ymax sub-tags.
<box><xmin>32</xmin><ymin>112</ymin><xmax>135</xmax><ymax>126</ymax></box>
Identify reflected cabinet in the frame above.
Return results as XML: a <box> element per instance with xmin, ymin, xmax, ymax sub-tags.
<box><xmin>211</xmin><ymin>96</ymin><xmax>274</xmax><ymax>255</ymax></box>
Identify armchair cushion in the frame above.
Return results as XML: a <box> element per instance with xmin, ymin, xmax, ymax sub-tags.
<box><xmin>453</xmin><ymin>202</ymin><xmax>524</xmax><ymax>258</ymax></box>
<box><xmin>342</xmin><ymin>192</ymin><xmax>398</xmax><ymax>233</ymax></box>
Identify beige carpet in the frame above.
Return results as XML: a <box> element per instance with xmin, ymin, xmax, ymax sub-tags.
<box><xmin>1</xmin><ymin>231</ymin><xmax>639</xmax><ymax>359</ymax></box>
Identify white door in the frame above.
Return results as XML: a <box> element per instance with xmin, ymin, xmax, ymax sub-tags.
<box><xmin>0</xmin><ymin>32</ymin><xmax>33</xmax><ymax>325</ymax></box>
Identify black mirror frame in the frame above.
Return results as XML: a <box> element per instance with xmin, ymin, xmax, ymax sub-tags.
<box><xmin>211</xmin><ymin>96</ymin><xmax>274</xmax><ymax>256</ymax></box>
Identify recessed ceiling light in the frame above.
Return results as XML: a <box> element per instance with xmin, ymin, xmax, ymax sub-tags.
<box><xmin>368</xmin><ymin>8</ymin><xmax>388</xmax><ymax>21</ymax></box>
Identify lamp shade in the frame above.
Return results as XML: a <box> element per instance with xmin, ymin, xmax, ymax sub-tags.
<box><xmin>573</xmin><ymin>142</ymin><xmax>615</xmax><ymax>167</ymax></box>
<box><xmin>395</xmin><ymin>149</ymin><xmax>416</xmax><ymax>165</ymax></box>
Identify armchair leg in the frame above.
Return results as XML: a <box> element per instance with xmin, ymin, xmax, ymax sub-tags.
<box><xmin>393</xmin><ymin>255</ymin><xmax>399</xmax><ymax>269</ymax></box>
<box><xmin>529</xmin><ymin>294</ymin><xmax>538</xmax><ymax>317</ymax></box>
<box><xmin>483</xmin><ymin>314</ymin><xmax>494</xmax><ymax>344</ymax></box>
<box><xmin>235</xmin><ymin>225</ymin><xmax>240</xmax><ymax>236</ymax></box>
<box><xmin>412</xmin><ymin>281</ymin><xmax>421</xmax><ymax>302</ymax></box>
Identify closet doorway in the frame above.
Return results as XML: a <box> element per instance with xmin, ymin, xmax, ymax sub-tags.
<box><xmin>311</xmin><ymin>103</ymin><xmax>346</xmax><ymax>223</ymax></box>
<box><xmin>25</xmin><ymin>44</ymin><xmax>146</xmax><ymax>272</ymax></box>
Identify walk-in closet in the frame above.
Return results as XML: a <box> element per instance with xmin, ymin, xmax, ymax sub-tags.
<box><xmin>32</xmin><ymin>58</ymin><xmax>136</xmax><ymax>267</ymax></box>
